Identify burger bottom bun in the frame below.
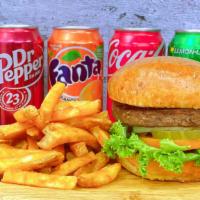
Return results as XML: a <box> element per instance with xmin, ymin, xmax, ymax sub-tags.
<box><xmin>119</xmin><ymin>156</ymin><xmax>200</xmax><ymax>182</ymax></box>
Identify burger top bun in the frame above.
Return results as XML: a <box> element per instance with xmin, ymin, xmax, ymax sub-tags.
<box><xmin>108</xmin><ymin>56</ymin><xmax>200</xmax><ymax>109</ymax></box>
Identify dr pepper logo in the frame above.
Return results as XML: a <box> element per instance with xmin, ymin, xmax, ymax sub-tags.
<box><xmin>0</xmin><ymin>48</ymin><xmax>43</xmax><ymax>111</ymax></box>
<box><xmin>0</xmin><ymin>48</ymin><xmax>43</xmax><ymax>87</ymax></box>
<box><xmin>49</xmin><ymin>46</ymin><xmax>103</xmax><ymax>100</ymax></box>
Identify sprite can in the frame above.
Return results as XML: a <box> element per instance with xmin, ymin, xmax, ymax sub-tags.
<box><xmin>168</xmin><ymin>29</ymin><xmax>200</xmax><ymax>61</ymax></box>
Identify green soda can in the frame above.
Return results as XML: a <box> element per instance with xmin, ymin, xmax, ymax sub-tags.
<box><xmin>168</xmin><ymin>30</ymin><xmax>200</xmax><ymax>61</ymax></box>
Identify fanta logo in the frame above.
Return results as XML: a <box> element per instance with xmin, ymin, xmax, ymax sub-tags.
<box><xmin>108</xmin><ymin>39</ymin><xmax>165</xmax><ymax>69</ymax></box>
<box><xmin>49</xmin><ymin>48</ymin><xmax>101</xmax><ymax>86</ymax></box>
<box><xmin>0</xmin><ymin>48</ymin><xmax>43</xmax><ymax>87</ymax></box>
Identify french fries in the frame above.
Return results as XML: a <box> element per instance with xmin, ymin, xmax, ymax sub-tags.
<box><xmin>39</xmin><ymin>82</ymin><xmax>65</xmax><ymax>124</ymax></box>
<box><xmin>0</xmin><ymin>144</ymin><xmax>63</xmax><ymax>162</ymax></box>
<box><xmin>52</xmin><ymin>152</ymin><xmax>96</xmax><ymax>175</ymax></box>
<box><xmin>0</xmin><ymin>139</ymin><xmax>11</xmax><ymax>145</ymax></box>
<box><xmin>14</xmin><ymin>139</ymin><xmax>28</xmax><ymax>149</ymax></box>
<box><xmin>0</xmin><ymin>81</ymin><xmax>121</xmax><ymax>189</ymax></box>
<box><xmin>26</xmin><ymin>127</ymin><xmax>43</xmax><ymax>139</ymax></box>
<box><xmin>0</xmin><ymin>150</ymin><xmax>63</xmax><ymax>174</ymax></box>
<box><xmin>38</xmin><ymin>123</ymin><xmax>99</xmax><ymax>150</ymax></box>
<box><xmin>0</xmin><ymin>122</ymin><xmax>32</xmax><ymax>139</ymax></box>
<box><xmin>74</xmin><ymin>152</ymin><xmax>109</xmax><ymax>176</ymax></box>
<box><xmin>2</xmin><ymin>169</ymin><xmax>77</xmax><ymax>190</ymax></box>
<box><xmin>66</xmin><ymin>152</ymin><xmax>76</xmax><ymax>161</ymax></box>
<box><xmin>90</xmin><ymin>126</ymin><xmax>110</xmax><ymax>147</ymax></box>
<box><xmin>53</xmin><ymin>145</ymin><xmax>65</xmax><ymax>159</ymax></box>
<box><xmin>38</xmin><ymin>167</ymin><xmax>52</xmax><ymax>174</ymax></box>
<box><xmin>77</xmin><ymin>163</ymin><xmax>121</xmax><ymax>188</ymax></box>
<box><xmin>69</xmin><ymin>142</ymin><xmax>88</xmax><ymax>157</ymax></box>
<box><xmin>52</xmin><ymin>100</ymin><xmax>101</xmax><ymax>121</ymax></box>
<box><xmin>13</xmin><ymin>105</ymin><xmax>39</xmax><ymax>124</ymax></box>
<box><xmin>27</xmin><ymin>136</ymin><xmax>39</xmax><ymax>149</ymax></box>
<box><xmin>52</xmin><ymin>107</ymin><xmax>80</xmax><ymax>122</ymax></box>
<box><xmin>34</xmin><ymin>115</ymin><xmax>46</xmax><ymax>130</ymax></box>
<box><xmin>64</xmin><ymin>111</ymin><xmax>112</xmax><ymax>131</ymax></box>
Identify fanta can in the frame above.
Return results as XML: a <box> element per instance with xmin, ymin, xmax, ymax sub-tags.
<box><xmin>48</xmin><ymin>26</ymin><xmax>103</xmax><ymax>105</ymax></box>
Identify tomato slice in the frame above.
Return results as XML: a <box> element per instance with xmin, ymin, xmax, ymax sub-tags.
<box><xmin>141</xmin><ymin>136</ymin><xmax>200</xmax><ymax>150</ymax></box>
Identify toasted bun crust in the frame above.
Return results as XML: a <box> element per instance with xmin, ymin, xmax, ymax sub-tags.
<box><xmin>108</xmin><ymin>56</ymin><xmax>200</xmax><ymax>108</ymax></box>
<box><xmin>119</xmin><ymin>156</ymin><xmax>200</xmax><ymax>182</ymax></box>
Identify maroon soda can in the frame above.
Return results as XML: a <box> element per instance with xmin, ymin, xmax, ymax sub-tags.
<box><xmin>0</xmin><ymin>25</ymin><xmax>44</xmax><ymax>124</ymax></box>
<box><xmin>107</xmin><ymin>28</ymin><xmax>165</xmax><ymax>121</ymax></box>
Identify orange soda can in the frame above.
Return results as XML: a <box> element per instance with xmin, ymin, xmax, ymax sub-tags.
<box><xmin>48</xmin><ymin>26</ymin><xmax>104</xmax><ymax>104</ymax></box>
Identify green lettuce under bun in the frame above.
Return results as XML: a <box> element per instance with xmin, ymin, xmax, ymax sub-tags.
<box><xmin>103</xmin><ymin>121</ymin><xmax>200</xmax><ymax>177</ymax></box>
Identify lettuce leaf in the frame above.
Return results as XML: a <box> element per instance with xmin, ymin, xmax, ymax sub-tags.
<box><xmin>103</xmin><ymin>121</ymin><xmax>135</xmax><ymax>159</ymax></box>
<box><xmin>103</xmin><ymin>121</ymin><xmax>200</xmax><ymax>176</ymax></box>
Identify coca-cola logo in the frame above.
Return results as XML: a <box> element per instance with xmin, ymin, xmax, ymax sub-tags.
<box><xmin>108</xmin><ymin>39</ymin><xmax>165</xmax><ymax>70</ymax></box>
<box><xmin>0</xmin><ymin>48</ymin><xmax>43</xmax><ymax>88</ymax></box>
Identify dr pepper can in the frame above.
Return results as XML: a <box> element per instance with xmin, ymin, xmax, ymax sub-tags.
<box><xmin>107</xmin><ymin>28</ymin><xmax>165</xmax><ymax>120</ymax></box>
<box><xmin>48</xmin><ymin>26</ymin><xmax>103</xmax><ymax>105</ymax></box>
<box><xmin>0</xmin><ymin>25</ymin><xmax>44</xmax><ymax>125</ymax></box>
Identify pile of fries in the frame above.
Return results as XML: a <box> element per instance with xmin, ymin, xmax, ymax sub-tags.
<box><xmin>0</xmin><ymin>82</ymin><xmax>121</xmax><ymax>190</ymax></box>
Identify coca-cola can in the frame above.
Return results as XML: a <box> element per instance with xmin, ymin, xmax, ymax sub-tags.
<box><xmin>107</xmin><ymin>28</ymin><xmax>165</xmax><ymax>120</ymax></box>
<box><xmin>0</xmin><ymin>25</ymin><xmax>44</xmax><ymax>125</ymax></box>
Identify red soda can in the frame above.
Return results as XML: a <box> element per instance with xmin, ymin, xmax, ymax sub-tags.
<box><xmin>0</xmin><ymin>25</ymin><xmax>44</xmax><ymax>125</ymax></box>
<box><xmin>107</xmin><ymin>28</ymin><xmax>165</xmax><ymax>120</ymax></box>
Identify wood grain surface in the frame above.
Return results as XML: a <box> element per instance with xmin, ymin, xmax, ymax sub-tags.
<box><xmin>1</xmin><ymin>169</ymin><xmax>200</xmax><ymax>200</ymax></box>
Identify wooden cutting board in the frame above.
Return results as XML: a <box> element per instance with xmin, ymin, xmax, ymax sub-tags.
<box><xmin>1</xmin><ymin>169</ymin><xmax>200</xmax><ymax>200</ymax></box>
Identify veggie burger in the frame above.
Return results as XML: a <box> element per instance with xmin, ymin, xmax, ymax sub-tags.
<box><xmin>104</xmin><ymin>56</ymin><xmax>200</xmax><ymax>182</ymax></box>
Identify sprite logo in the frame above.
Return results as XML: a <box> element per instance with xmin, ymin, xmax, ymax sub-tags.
<box><xmin>171</xmin><ymin>47</ymin><xmax>200</xmax><ymax>56</ymax></box>
<box><xmin>170</xmin><ymin>47</ymin><xmax>174</xmax><ymax>53</ymax></box>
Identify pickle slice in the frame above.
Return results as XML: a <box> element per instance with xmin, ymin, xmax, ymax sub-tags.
<box><xmin>152</xmin><ymin>130</ymin><xmax>200</xmax><ymax>140</ymax></box>
<box><xmin>133</xmin><ymin>127</ymin><xmax>200</xmax><ymax>140</ymax></box>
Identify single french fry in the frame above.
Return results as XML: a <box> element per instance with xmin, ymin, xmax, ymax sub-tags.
<box><xmin>39</xmin><ymin>82</ymin><xmax>65</xmax><ymax>124</ymax></box>
<box><xmin>14</xmin><ymin>139</ymin><xmax>28</xmax><ymax>149</ymax></box>
<box><xmin>0</xmin><ymin>144</ymin><xmax>14</xmax><ymax>149</ymax></box>
<box><xmin>26</xmin><ymin>127</ymin><xmax>43</xmax><ymax>140</ymax></box>
<box><xmin>0</xmin><ymin>144</ymin><xmax>63</xmax><ymax>163</ymax></box>
<box><xmin>0</xmin><ymin>139</ymin><xmax>12</xmax><ymax>145</ymax></box>
<box><xmin>38</xmin><ymin>167</ymin><xmax>52</xmax><ymax>174</ymax></box>
<box><xmin>38</xmin><ymin>123</ymin><xmax>99</xmax><ymax>150</ymax></box>
<box><xmin>34</xmin><ymin>114</ymin><xmax>46</xmax><ymax>130</ymax></box>
<box><xmin>77</xmin><ymin>163</ymin><xmax>121</xmax><ymax>188</ymax></box>
<box><xmin>74</xmin><ymin>152</ymin><xmax>109</xmax><ymax>176</ymax></box>
<box><xmin>0</xmin><ymin>150</ymin><xmax>63</xmax><ymax>174</ymax></box>
<box><xmin>52</xmin><ymin>100</ymin><xmax>101</xmax><ymax>121</ymax></box>
<box><xmin>90</xmin><ymin>126</ymin><xmax>110</xmax><ymax>147</ymax></box>
<box><xmin>66</xmin><ymin>152</ymin><xmax>76</xmax><ymax>161</ymax></box>
<box><xmin>2</xmin><ymin>169</ymin><xmax>77</xmax><ymax>190</ymax></box>
<box><xmin>52</xmin><ymin>152</ymin><xmax>96</xmax><ymax>176</ymax></box>
<box><xmin>27</xmin><ymin>136</ymin><xmax>39</xmax><ymax>149</ymax></box>
<box><xmin>69</xmin><ymin>142</ymin><xmax>88</xmax><ymax>157</ymax></box>
<box><xmin>51</xmin><ymin>107</ymin><xmax>80</xmax><ymax>122</ymax></box>
<box><xmin>13</xmin><ymin>105</ymin><xmax>39</xmax><ymax>124</ymax></box>
<box><xmin>0</xmin><ymin>122</ymin><xmax>32</xmax><ymax>139</ymax></box>
<box><xmin>53</xmin><ymin>145</ymin><xmax>65</xmax><ymax>161</ymax></box>
<box><xmin>64</xmin><ymin>111</ymin><xmax>112</xmax><ymax>131</ymax></box>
